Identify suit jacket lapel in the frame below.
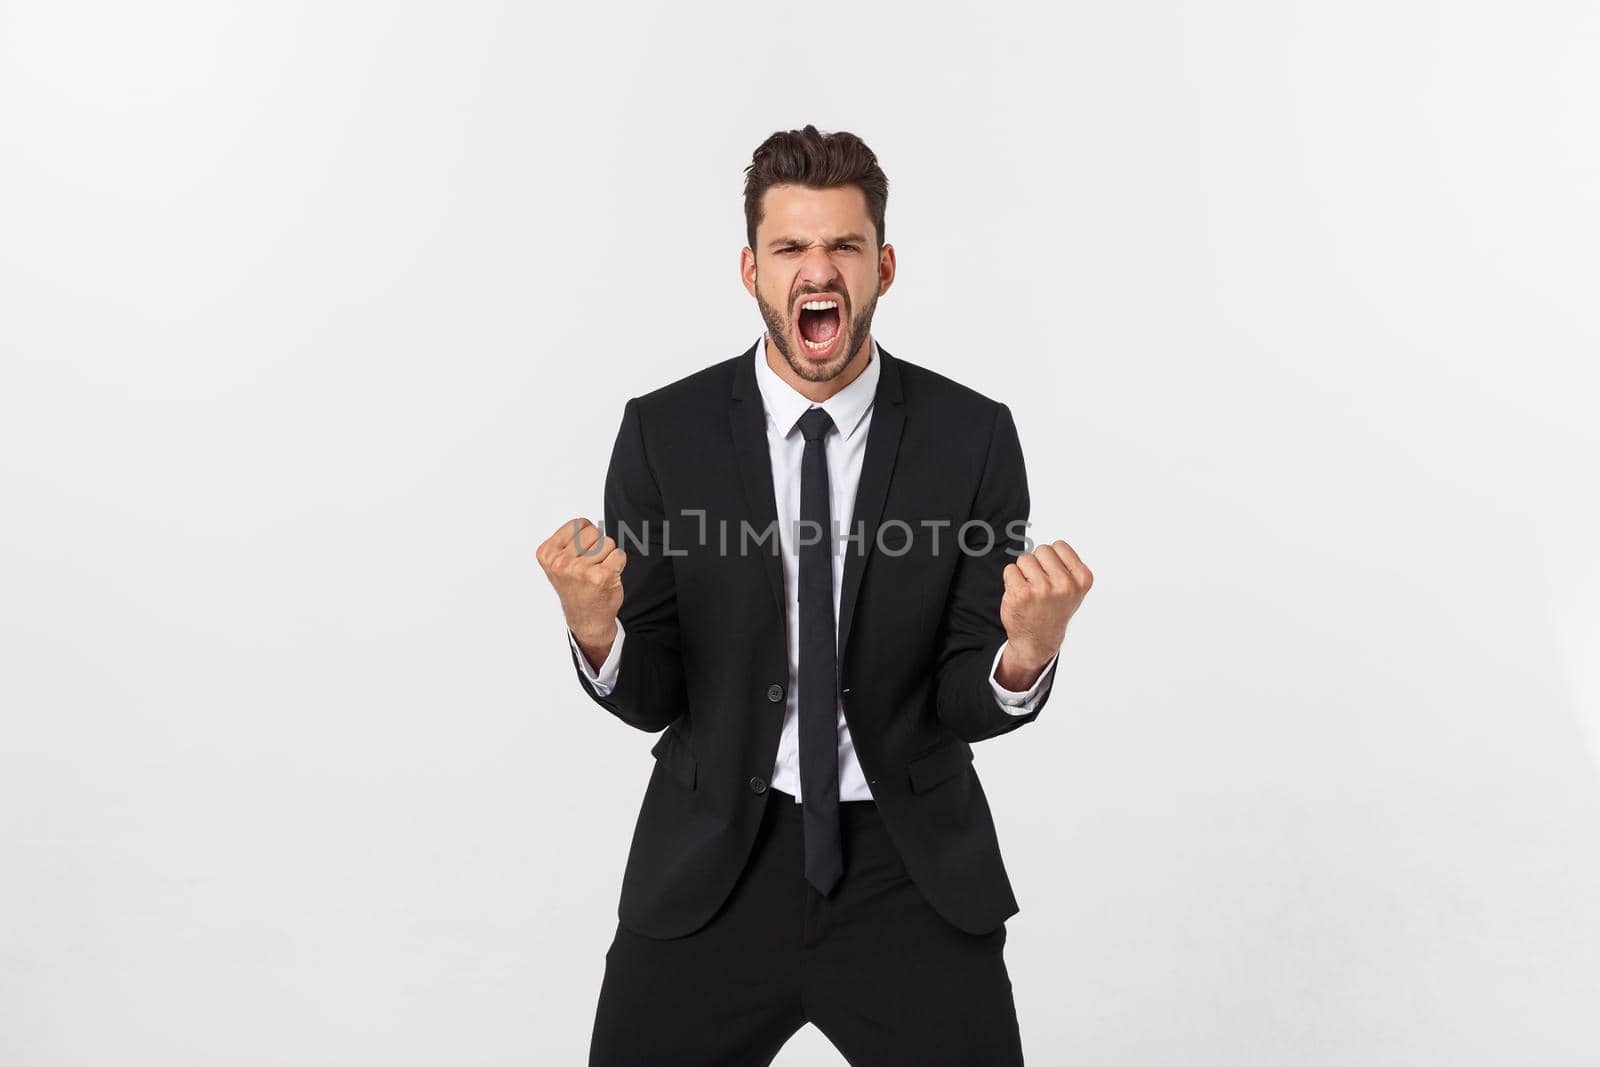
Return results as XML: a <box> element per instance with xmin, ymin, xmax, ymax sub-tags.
<box><xmin>837</xmin><ymin>344</ymin><xmax>905</xmax><ymax>671</ymax></box>
<box><xmin>729</xmin><ymin>341</ymin><xmax>788</xmax><ymax>624</ymax></box>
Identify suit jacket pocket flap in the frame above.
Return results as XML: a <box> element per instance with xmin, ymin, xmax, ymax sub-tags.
<box><xmin>650</xmin><ymin>728</ymin><xmax>698</xmax><ymax>791</ymax></box>
<box><xmin>906</xmin><ymin>738</ymin><xmax>974</xmax><ymax>794</ymax></box>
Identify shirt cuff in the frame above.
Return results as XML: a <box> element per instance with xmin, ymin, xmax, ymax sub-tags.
<box><xmin>569</xmin><ymin>619</ymin><xmax>625</xmax><ymax>695</ymax></box>
<box><xmin>989</xmin><ymin>640</ymin><xmax>1058</xmax><ymax>715</ymax></box>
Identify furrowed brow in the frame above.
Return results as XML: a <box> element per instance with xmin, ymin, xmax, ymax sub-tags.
<box><xmin>767</xmin><ymin>233</ymin><xmax>869</xmax><ymax>249</ymax></box>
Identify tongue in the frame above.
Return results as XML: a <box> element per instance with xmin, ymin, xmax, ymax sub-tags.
<box><xmin>799</xmin><ymin>307</ymin><xmax>840</xmax><ymax>344</ymax></box>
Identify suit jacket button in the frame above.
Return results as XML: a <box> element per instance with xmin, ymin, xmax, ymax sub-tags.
<box><xmin>749</xmin><ymin>776</ymin><xmax>768</xmax><ymax>794</ymax></box>
<box><xmin>766</xmin><ymin>684</ymin><xmax>784</xmax><ymax>703</ymax></box>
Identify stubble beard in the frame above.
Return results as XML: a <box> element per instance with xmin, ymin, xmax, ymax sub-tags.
<box><xmin>756</xmin><ymin>281</ymin><xmax>879</xmax><ymax>384</ymax></box>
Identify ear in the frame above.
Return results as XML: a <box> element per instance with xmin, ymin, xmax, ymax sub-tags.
<box><xmin>740</xmin><ymin>246</ymin><xmax>758</xmax><ymax>298</ymax></box>
<box><xmin>877</xmin><ymin>242</ymin><xmax>896</xmax><ymax>296</ymax></box>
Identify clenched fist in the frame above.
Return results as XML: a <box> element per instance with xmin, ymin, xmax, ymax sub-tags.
<box><xmin>537</xmin><ymin>517</ymin><xmax>626</xmax><ymax>669</ymax></box>
<box><xmin>996</xmin><ymin>539</ymin><xmax>1093</xmax><ymax>690</ymax></box>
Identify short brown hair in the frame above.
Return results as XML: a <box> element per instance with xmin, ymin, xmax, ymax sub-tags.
<box><xmin>743</xmin><ymin>125</ymin><xmax>889</xmax><ymax>253</ymax></box>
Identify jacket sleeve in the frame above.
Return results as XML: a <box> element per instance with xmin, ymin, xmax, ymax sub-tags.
<box><xmin>932</xmin><ymin>401</ymin><xmax>1053</xmax><ymax>742</ymax></box>
<box><xmin>567</xmin><ymin>397</ymin><xmax>688</xmax><ymax>733</ymax></box>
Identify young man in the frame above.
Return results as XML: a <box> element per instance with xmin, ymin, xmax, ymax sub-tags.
<box><xmin>537</xmin><ymin>125</ymin><xmax>1092</xmax><ymax>1065</ymax></box>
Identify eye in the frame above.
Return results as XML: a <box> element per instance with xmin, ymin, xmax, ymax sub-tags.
<box><xmin>835</xmin><ymin>243</ymin><xmax>859</xmax><ymax>252</ymax></box>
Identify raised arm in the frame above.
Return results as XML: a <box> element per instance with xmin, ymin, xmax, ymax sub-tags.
<box><xmin>933</xmin><ymin>402</ymin><xmax>1091</xmax><ymax>742</ymax></box>
<box><xmin>538</xmin><ymin>397</ymin><xmax>688</xmax><ymax>733</ymax></box>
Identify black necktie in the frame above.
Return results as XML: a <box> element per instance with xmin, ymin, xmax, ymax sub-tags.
<box><xmin>796</xmin><ymin>406</ymin><xmax>842</xmax><ymax>896</ymax></box>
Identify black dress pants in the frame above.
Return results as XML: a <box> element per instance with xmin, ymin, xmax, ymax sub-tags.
<box><xmin>589</xmin><ymin>786</ymin><xmax>1025</xmax><ymax>1066</ymax></box>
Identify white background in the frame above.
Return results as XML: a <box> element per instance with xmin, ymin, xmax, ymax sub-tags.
<box><xmin>3</xmin><ymin>1</ymin><xmax>1599</xmax><ymax>1063</ymax></box>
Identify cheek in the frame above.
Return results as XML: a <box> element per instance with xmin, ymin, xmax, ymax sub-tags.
<box><xmin>759</xmin><ymin>272</ymin><xmax>791</xmax><ymax>307</ymax></box>
<box><xmin>853</xmin><ymin>264</ymin><xmax>883</xmax><ymax>300</ymax></box>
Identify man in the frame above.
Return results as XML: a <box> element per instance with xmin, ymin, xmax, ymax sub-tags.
<box><xmin>537</xmin><ymin>125</ymin><xmax>1092</xmax><ymax>1065</ymax></box>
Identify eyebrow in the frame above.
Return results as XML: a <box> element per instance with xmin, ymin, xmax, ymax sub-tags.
<box><xmin>766</xmin><ymin>233</ymin><xmax>870</xmax><ymax>249</ymax></box>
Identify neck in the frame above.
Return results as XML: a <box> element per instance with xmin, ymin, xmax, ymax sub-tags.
<box><xmin>764</xmin><ymin>333</ymin><xmax>873</xmax><ymax>404</ymax></box>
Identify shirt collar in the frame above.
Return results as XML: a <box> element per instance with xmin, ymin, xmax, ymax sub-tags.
<box><xmin>752</xmin><ymin>330</ymin><xmax>880</xmax><ymax>443</ymax></box>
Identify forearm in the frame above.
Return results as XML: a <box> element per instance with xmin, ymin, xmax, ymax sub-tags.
<box><xmin>572</xmin><ymin>619</ymin><xmax>619</xmax><ymax>676</ymax></box>
<box><xmin>563</xmin><ymin>395</ymin><xmax>690</xmax><ymax>734</ymax></box>
<box><xmin>991</xmin><ymin>641</ymin><xmax>1059</xmax><ymax>714</ymax></box>
<box><xmin>569</xmin><ymin>623</ymin><xmax>686</xmax><ymax>733</ymax></box>
<box><xmin>932</xmin><ymin>402</ymin><xmax>1053</xmax><ymax>741</ymax></box>
<box><xmin>937</xmin><ymin>638</ymin><xmax>1044</xmax><ymax>742</ymax></box>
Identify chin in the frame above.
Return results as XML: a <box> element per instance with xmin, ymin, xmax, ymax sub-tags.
<box><xmin>789</xmin><ymin>338</ymin><xmax>856</xmax><ymax>382</ymax></box>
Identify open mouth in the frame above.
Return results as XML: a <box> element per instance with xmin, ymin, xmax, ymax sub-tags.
<box><xmin>795</xmin><ymin>296</ymin><xmax>844</xmax><ymax>359</ymax></box>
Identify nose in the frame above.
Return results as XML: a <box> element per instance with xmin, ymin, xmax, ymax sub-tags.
<box><xmin>794</xmin><ymin>247</ymin><xmax>844</xmax><ymax>295</ymax></box>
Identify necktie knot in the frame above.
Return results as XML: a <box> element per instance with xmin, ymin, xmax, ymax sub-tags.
<box><xmin>798</xmin><ymin>407</ymin><xmax>834</xmax><ymax>443</ymax></box>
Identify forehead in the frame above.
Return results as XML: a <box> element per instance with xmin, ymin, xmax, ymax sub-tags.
<box><xmin>757</xmin><ymin>183</ymin><xmax>873</xmax><ymax>241</ymax></box>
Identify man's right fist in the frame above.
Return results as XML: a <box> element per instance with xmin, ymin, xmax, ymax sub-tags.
<box><xmin>537</xmin><ymin>517</ymin><xmax>626</xmax><ymax>665</ymax></box>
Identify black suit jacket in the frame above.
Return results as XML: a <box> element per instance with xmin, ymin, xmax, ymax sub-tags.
<box><xmin>569</xmin><ymin>340</ymin><xmax>1052</xmax><ymax>938</ymax></box>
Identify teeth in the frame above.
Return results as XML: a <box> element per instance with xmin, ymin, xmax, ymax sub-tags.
<box><xmin>800</xmin><ymin>300</ymin><xmax>839</xmax><ymax>311</ymax></box>
<box><xmin>803</xmin><ymin>335</ymin><xmax>836</xmax><ymax>351</ymax></box>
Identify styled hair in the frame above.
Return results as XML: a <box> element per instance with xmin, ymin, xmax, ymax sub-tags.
<box><xmin>743</xmin><ymin>125</ymin><xmax>889</xmax><ymax>252</ymax></box>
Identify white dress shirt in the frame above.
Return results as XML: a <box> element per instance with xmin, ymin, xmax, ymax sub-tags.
<box><xmin>570</xmin><ymin>334</ymin><xmax>1059</xmax><ymax>801</ymax></box>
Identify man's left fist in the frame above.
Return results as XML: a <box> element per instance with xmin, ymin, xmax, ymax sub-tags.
<box><xmin>996</xmin><ymin>539</ymin><xmax>1093</xmax><ymax>689</ymax></box>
